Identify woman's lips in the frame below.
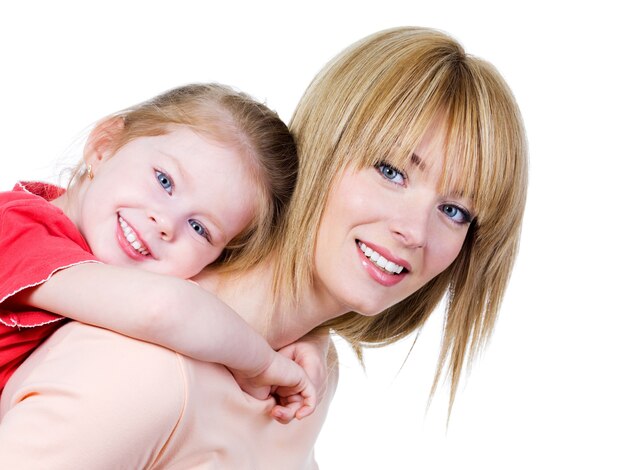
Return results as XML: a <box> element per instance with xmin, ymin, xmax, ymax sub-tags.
<box><xmin>356</xmin><ymin>240</ymin><xmax>409</xmax><ymax>287</ymax></box>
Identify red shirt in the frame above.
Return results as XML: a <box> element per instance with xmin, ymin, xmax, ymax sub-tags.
<box><xmin>0</xmin><ymin>182</ymin><xmax>98</xmax><ymax>389</ymax></box>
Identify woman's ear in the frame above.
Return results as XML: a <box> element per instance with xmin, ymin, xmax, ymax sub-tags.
<box><xmin>83</xmin><ymin>116</ymin><xmax>125</xmax><ymax>170</ymax></box>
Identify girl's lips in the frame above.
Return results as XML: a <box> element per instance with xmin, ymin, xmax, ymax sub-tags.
<box><xmin>116</xmin><ymin>215</ymin><xmax>153</xmax><ymax>261</ymax></box>
<box><xmin>355</xmin><ymin>242</ymin><xmax>408</xmax><ymax>287</ymax></box>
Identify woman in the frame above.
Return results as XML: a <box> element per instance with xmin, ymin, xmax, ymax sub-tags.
<box><xmin>0</xmin><ymin>26</ymin><xmax>527</xmax><ymax>468</ymax></box>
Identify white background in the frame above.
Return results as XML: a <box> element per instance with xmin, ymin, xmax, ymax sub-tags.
<box><xmin>1</xmin><ymin>1</ymin><xmax>624</xmax><ymax>468</ymax></box>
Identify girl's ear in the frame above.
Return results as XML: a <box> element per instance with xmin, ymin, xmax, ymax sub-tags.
<box><xmin>83</xmin><ymin>116</ymin><xmax>125</xmax><ymax>170</ymax></box>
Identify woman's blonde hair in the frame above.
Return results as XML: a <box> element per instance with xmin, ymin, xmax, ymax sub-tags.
<box><xmin>75</xmin><ymin>83</ymin><xmax>297</xmax><ymax>272</ymax></box>
<box><xmin>277</xmin><ymin>27</ymin><xmax>528</xmax><ymax>412</ymax></box>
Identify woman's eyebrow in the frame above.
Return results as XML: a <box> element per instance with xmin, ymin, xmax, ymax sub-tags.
<box><xmin>410</xmin><ymin>153</ymin><xmax>427</xmax><ymax>171</ymax></box>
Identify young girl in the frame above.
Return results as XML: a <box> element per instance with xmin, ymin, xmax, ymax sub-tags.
<box><xmin>0</xmin><ymin>83</ymin><xmax>318</xmax><ymax>421</ymax></box>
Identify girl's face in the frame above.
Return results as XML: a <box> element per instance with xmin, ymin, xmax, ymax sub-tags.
<box><xmin>73</xmin><ymin>125</ymin><xmax>257</xmax><ymax>278</ymax></box>
<box><xmin>313</xmin><ymin>127</ymin><xmax>474</xmax><ymax>316</ymax></box>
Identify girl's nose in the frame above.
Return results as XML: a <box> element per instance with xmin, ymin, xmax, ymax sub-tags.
<box><xmin>149</xmin><ymin>212</ymin><xmax>174</xmax><ymax>241</ymax></box>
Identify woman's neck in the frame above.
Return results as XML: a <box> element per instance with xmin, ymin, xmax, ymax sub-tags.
<box><xmin>194</xmin><ymin>260</ymin><xmax>347</xmax><ymax>349</ymax></box>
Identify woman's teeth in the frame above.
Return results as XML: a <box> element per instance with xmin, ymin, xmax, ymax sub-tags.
<box><xmin>358</xmin><ymin>242</ymin><xmax>404</xmax><ymax>274</ymax></box>
<box><xmin>118</xmin><ymin>216</ymin><xmax>149</xmax><ymax>256</ymax></box>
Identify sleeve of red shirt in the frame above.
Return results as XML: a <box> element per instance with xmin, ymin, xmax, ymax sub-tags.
<box><xmin>0</xmin><ymin>191</ymin><xmax>99</xmax><ymax>325</ymax></box>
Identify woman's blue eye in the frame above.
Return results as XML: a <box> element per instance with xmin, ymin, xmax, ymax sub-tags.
<box><xmin>441</xmin><ymin>204</ymin><xmax>471</xmax><ymax>224</ymax></box>
<box><xmin>156</xmin><ymin>170</ymin><xmax>173</xmax><ymax>194</ymax></box>
<box><xmin>189</xmin><ymin>219</ymin><xmax>211</xmax><ymax>242</ymax></box>
<box><xmin>378</xmin><ymin>162</ymin><xmax>405</xmax><ymax>185</ymax></box>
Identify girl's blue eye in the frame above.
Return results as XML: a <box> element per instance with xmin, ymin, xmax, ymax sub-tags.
<box><xmin>440</xmin><ymin>204</ymin><xmax>472</xmax><ymax>224</ymax></box>
<box><xmin>156</xmin><ymin>170</ymin><xmax>173</xmax><ymax>194</ymax></box>
<box><xmin>189</xmin><ymin>219</ymin><xmax>211</xmax><ymax>243</ymax></box>
<box><xmin>378</xmin><ymin>162</ymin><xmax>405</xmax><ymax>185</ymax></box>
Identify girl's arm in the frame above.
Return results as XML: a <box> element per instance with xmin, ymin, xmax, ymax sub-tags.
<box><xmin>12</xmin><ymin>262</ymin><xmax>315</xmax><ymax>417</ymax></box>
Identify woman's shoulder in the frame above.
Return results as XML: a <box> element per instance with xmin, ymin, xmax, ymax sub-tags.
<box><xmin>9</xmin><ymin>320</ymin><xmax>185</xmax><ymax>385</ymax></box>
<box><xmin>0</xmin><ymin>322</ymin><xmax>187</xmax><ymax>469</ymax></box>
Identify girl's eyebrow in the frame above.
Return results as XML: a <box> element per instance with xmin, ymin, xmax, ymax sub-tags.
<box><xmin>160</xmin><ymin>152</ymin><xmax>186</xmax><ymax>185</ymax></box>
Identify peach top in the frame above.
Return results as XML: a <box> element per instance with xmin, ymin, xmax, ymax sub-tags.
<box><xmin>0</xmin><ymin>321</ymin><xmax>337</xmax><ymax>469</ymax></box>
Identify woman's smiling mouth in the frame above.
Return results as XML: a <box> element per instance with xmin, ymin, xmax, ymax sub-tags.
<box><xmin>357</xmin><ymin>241</ymin><xmax>406</xmax><ymax>274</ymax></box>
<box><xmin>356</xmin><ymin>240</ymin><xmax>409</xmax><ymax>275</ymax></box>
<box><xmin>354</xmin><ymin>240</ymin><xmax>409</xmax><ymax>288</ymax></box>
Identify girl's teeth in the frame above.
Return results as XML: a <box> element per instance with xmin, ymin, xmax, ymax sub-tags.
<box><xmin>118</xmin><ymin>216</ymin><xmax>149</xmax><ymax>256</ymax></box>
<box><xmin>358</xmin><ymin>242</ymin><xmax>404</xmax><ymax>274</ymax></box>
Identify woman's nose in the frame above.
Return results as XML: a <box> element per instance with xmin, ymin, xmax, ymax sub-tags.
<box><xmin>389</xmin><ymin>203</ymin><xmax>430</xmax><ymax>249</ymax></box>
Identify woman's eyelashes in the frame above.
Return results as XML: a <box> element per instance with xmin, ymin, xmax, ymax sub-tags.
<box><xmin>377</xmin><ymin>162</ymin><xmax>406</xmax><ymax>185</ymax></box>
<box><xmin>440</xmin><ymin>204</ymin><xmax>472</xmax><ymax>225</ymax></box>
<box><xmin>189</xmin><ymin>219</ymin><xmax>212</xmax><ymax>243</ymax></box>
<box><xmin>376</xmin><ymin>162</ymin><xmax>474</xmax><ymax>225</ymax></box>
<box><xmin>155</xmin><ymin>169</ymin><xmax>174</xmax><ymax>195</ymax></box>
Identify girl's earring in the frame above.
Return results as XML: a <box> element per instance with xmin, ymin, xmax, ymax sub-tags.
<box><xmin>87</xmin><ymin>164</ymin><xmax>94</xmax><ymax>180</ymax></box>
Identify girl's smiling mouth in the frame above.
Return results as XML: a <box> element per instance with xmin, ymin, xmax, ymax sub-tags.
<box><xmin>117</xmin><ymin>214</ymin><xmax>152</xmax><ymax>258</ymax></box>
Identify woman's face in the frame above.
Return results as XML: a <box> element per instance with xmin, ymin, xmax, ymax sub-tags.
<box><xmin>313</xmin><ymin>127</ymin><xmax>474</xmax><ymax>316</ymax></box>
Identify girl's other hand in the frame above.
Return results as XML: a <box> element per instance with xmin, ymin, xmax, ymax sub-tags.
<box><xmin>231</xmin><ymin>351</ymin><xmax>317</xmax><ymax>424</ymax></box>
<box><xmin>270</xmin><ymin>330</ymin><xmax>331</xmax><ymax>423</ymax></box>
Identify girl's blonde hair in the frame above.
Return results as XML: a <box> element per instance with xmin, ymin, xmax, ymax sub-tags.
<box><xmin>277</xmin><ymin>27</ymin><xmax>528</xmax><ymax>412</ymax></box>
<box><xmin>77</xmin><ymin>83</ymin><xmax>297</xmax><ymax>272</ymax></box>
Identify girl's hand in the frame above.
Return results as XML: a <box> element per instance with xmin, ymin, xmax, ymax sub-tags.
<box><xmin>271</xmin><ymin>330</ymin><xmax>330</xmax><ymax>424</ymax></box>
<box><xmin>231</xmin><ymin>352</ymin><xmax>317</xmax><ymax>424</ymax></box>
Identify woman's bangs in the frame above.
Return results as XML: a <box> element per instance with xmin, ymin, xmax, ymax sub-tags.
<box><xmin>353</xmin><ymin>100</ymin><xmax>444</xmax><ymax>172</ymax></box>
<box><xmin>439</xmin><ymin>108</ymin><xmax>482</xmax><ymax>215</ymax></box>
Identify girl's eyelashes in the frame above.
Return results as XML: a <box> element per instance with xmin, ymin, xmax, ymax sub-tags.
<box><xmin>188</xmin><ymin>219</ymin><xmax>212</xmax><ymax>243</ymax></box>
<box><xmin>154</xmin><ymin>169</ymin><xmax>212</xmax><ymax>243</ymax></box>
<box><xmin>155</xmin><ymin>170</ymin><xmax>173</xmax><ymax>195</ymax></box>
<box><xmin>377</xmin><ymin>161</ymin><xmax>406</xmax><ymax>185</ymax></box>
<box><xmin>440</xmin><ymin>204</ymin><xmax>473</xmax><ymax>225</ymax></box>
